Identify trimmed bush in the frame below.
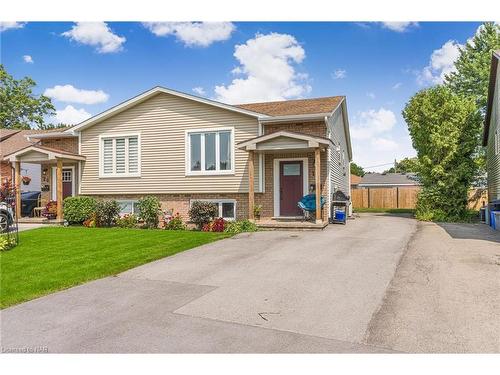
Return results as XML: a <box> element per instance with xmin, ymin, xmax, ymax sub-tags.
<box><xmin>165</xmin><ymin>213</ymin><xmax>186</xmax><ymax>230</ymax></box>
<box><xmin>224</xmin><ymin>220</ymin><xmax>258</xmax><ymax>234</ymax></box>
<box><xmin>137</xmin><ymin>196</ymin><xmax>161</xmax><ymax>229</ymax></box>
<box><xmin>189</xmin><ymin>201</ymin><xmax>218</xmax><ymax>230</ymax></box>
<box><xmin>116</xmin><ymin>214</ymin><xmax>138</xmax><ymax>228</ymax></box>
<box><xmin>95</xmin><ymin>200</ymin><xmax>120</xmax><ymax>227</ymax></box>
<box><xmin>63</xmin><ymin>196</ymin><xmax>97</xmax><ymax>224</ymax></box>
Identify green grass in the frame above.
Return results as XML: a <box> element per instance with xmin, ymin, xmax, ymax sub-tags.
<box><xmin>354</xmin><ymin>208</ymin><xmax>416</xmax><ymax>214</ymax></box>
<box><xmin>0</xmin><ymin>227</ymin><xmax>230</xmax><ymax>308</ymax></box>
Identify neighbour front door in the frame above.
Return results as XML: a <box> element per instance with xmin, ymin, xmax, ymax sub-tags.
<box><xmin>62</xmin><ymin>168</ymin><xmax>73</xmax><ymax>199</ymax></box>
<box><xmin>279</xmin><ymin>161</ymin><xmax>303</xmax><ymax>216</ymax></box>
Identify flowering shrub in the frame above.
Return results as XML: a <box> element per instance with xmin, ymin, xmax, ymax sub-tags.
<box><xmin>137</xmin><ymin>196</ymin><xmax>161</xmax><ymax>229</ymax></box>
<box><xmin>116</xmin><ymin>214</ymin><xmax>138</xmax><ymax>228</ymax></box>
<box><xmin>189</xmin><ymin>201</ymin><xmax>218</xmax><ymax>230</ymax></box>
<box><xmin>165</xmin><ymin>213</ymin><xmax>186</xmax><ymax>230</ymax></box>
<box><xmin>202</xmin><ymin>218</ymin><xmax>225</xmax><ymax>232</ymax></box>
<box><xmin>95</xmin><ymin>200</ymin><xmax>120</xmax><ymax>227</ymax></box>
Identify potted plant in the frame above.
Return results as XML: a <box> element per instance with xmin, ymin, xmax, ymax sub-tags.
<box><xmin>253</xmin><ymin>204</ymin><xmax>262</xmax><ymax>220</ymax></box>
<box><xmin>22</xmin><ymin>176</ymin><xmax>31</xmax><ymax>185</ymax></box>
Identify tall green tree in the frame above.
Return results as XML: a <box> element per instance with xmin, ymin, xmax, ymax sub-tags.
<box><xmin>445</xmin><ymin>23</ymin><xmax>500</xmax><ymax>183</ymax></box>
<box><xmin>350</xmin><ymin>162</ymin><xmax>365</xmax><ymax>177</ymax></box>
<box><xmin>403</xmin><ymin>86</ymin><xmax>481</xmax><ymax>221</ymax></box>
<box><xmin>384</xmin><ymin>157</ymin><xmax>420</xmax><ymax>174</ymax></box>
<box><xmin>0</xmin><ymin>64</ymin><xmax>55</xmax><ymax>129</ymax></box>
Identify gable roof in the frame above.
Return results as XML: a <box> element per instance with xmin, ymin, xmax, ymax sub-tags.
<box><xmin>3</xmin><ymin>144</ymin><xmax>85</xmax><ymax>162</ymax></box>
<box><xmin>235</xmin><ymin>96</ymin><xmax>344</xmax><ymax>116</ymax></box>
<box><xmin>483</xmin><ymin>50</ymin><xmax>500</xmax><ymax>146</ymax></box>
<box><xmin>68</xmin><ymin>86</ymin><xmax>268</xmax><ymax>133</ymax></box>
<box><xmin>237</xmin><ymin>130</ymin><xmax>332</xmax><ymax>151</ymax></box>
<box><xmin>0</xmin><ymin>129</ymin><xmax>56</xmax><ymax>158</ymax></box>
<box><xmin>358</xmin><ymin>173</ymin><xmax>421</xmax><ymax>186</ymax></box>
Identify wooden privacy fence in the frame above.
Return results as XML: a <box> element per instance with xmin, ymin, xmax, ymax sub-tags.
<box><xmin>351</xmin><ymin>187</ymin><xmax>487</xmax><ymax>210</ymax></box>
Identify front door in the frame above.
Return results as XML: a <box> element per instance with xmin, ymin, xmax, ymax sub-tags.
<box><xmin>62</xmin><ymin>168</ymin><xmax>73</xmax><ymax>199</ymax></box>
<box><xmin>279</xmin><ymin>161</ymin><xmax>303</xmax><ymax>216</ymax></box>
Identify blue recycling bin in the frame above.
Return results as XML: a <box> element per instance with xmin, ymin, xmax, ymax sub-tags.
<box><xmin>490</xmin><ymin>211</ymin><xmax>499</xmax><ymax>230</ymax></box>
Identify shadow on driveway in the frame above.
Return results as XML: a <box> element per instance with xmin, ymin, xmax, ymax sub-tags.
<box><xmin>437</xmin><ymin>222</ymin><xmax>500</xmax><ymax>243</ymax></box>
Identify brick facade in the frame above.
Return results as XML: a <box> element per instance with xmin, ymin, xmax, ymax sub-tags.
<box><xmin>263</xmin><ymin>121</ymin><xmax>327</xmax><ymax>137</ymax></box>
<box><xmin>1</xmin><ymin>161</ymin><xmax>13</xmax><ymax>183</ymax></box>
<box><xmin>40</xmin><ymin>137</ymin><xmax>79</xmax><ymax>154</ymax></box>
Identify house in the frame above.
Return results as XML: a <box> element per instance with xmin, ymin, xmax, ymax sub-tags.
<box><xmin>483</xmin><ymin>50</ymin><xmax>500</xmax><ymax>213</ymax></box>
<box><xmin>357</xmin><ymin>172</ymin><xmax>421</xmax><ymax>188</ymax></box>
<box><xmin>2</xmin><ymin>86</ymin><xmax>352</xmax><ymax>227</ymax></box>
<box><xmin>0</xmin><ymin>129</ymin><xmax>58</xmax><ymax>192</ymax></box>
<box><xmin>350</xmin><ymin>174</ymin><xmax>362</xmax><ymax>189</ymax></box>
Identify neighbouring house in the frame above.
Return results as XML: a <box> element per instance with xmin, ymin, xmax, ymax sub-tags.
<box><xmin>483</xmin><ymin>50</ymin><xmax>500</xmax><ymax>214</ymax></box>
<box><xmin>350</xmin><ymin>174</ymin><xmax>362</xmax><ymax>189</ymax></box>
<box><xmin>2</xmin><ymin>86</ymin><xmax>352</xmax><ymax>227</ymax></box>
<box><xmin>356</xmin><ymin>172</ymin><xmax>421</xmax><ymax>188</ymax></box>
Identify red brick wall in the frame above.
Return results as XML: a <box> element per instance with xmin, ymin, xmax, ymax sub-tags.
<box><xmin>1</xmin><ymin>161</ymin><xmax>13</xmax><ymax>183</ymax></box>
<box><xmin>264</xmin><ymin>121</ymin><xmax>327</xmax><ymax>137</ymax></box>
<box><xmin>40</xmin><ymin>137</ymin><xmax>78</xmax><ymax>154</ymax></box>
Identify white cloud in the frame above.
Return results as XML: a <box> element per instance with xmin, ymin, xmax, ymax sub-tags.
<box><xmin>192</xmin><ymin>87</ymin><xmax>206</xmax><ymax>96</ymax></box>
<box><xmin>332</xmin><ymin>69</ymin><xmax>346</xmax><ymax>79</ymax></box>
<box><xmin>143</xmin><ymin>22</ymin><xmax>235</xmax><ymax>47</ymax></box>
<box><xmin>0</xmin><ymin>22</ymin><xmax>25</xmax><ymax>32</ymax></box>
<box><xmin>44</xmin><ymin>84</ymin><xmax>109</xmax><ymax>105</ymax></box>
<box><xmin>392</xmin><ymin>82</ymin><xmax>402</xmax><ymax>89</ymax></box>
<box><xmin>366</xmin><ymin>92</ymin><xmax>376</xmax><ymax>99</ymax></box>
<box><xmin>23</xmin><ymin>55</ymin><xmax>34</xmax><ymax>64</ymax></box>
<box><xmin>214</xmin><ymin>32</ymin><xmax>310</xmax><ymax>104</ymax></box>
<box><xmin>371</xmin><ymin>137</ymin><xmax>399</xmax><ymax>151</ymax></box>
<box><xmin>62</xmin><ymin>22</ymin><xmax>126</xmax><ymax>53</ymax></box>
<box><xmin>417</xmin><ymin>40</ymin><xmax>462</xmax><ymax>85</ymax></box>
<box><xmin>381</xmin><ymin>22</ymin><xmax>419</xmax><ymax>32</ymax></box>
<box><xmin>350</xmin><ymin>108</ymin><xmax>397</xmax><ymax>140</ymax></box>
<box><xmin>54</xmin><ymin>105</ymin><xmax>92</xmax><ymax>125</ymax></box>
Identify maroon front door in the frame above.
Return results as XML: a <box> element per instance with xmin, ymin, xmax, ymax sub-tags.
<box><xmin>279</xmin><ymin>161</ymin><xmax>303</xmax><ymax>216</ymax></box>
<box><xmin>62</xmin><ymin>168</ymin><xmax>73</xmax><ymax>199</ymax></box>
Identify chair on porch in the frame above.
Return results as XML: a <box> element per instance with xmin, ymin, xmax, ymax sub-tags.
<box><xmin>41</xmin><ymin>201</ymin><xmax>58</xmax><ymax>220</ymax></box>
<box><xmin>33</xmin><ymin>195</ymin><xmax>44</xmax><ymax>217</ymax></box>
<box><xmin>298</xmin><ymin>194</ymin><xmax>326</xmax><ymax>222</ymax></box>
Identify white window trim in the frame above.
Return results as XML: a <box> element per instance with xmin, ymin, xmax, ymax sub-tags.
<box><xmin>98</xmin><ymin>133</ymin><xmax>141</xmax><ymax>178</ymax></box>
<box><xmin>189</xmin><ymin>198</ymin><xmax>237</xmax><ymax>221</ymax></box>
<box><xmin>117</xmin><ymin>200</ymin><xmax>139</xmax><ymax>216</ymax></box>
<box><xmin>51</xmin><ymin>166</ymin><xmax>75</xmax><ymax>201</ymax></box>
<box><xmin>273</xmin><ymin>157</ymin><xmax>309</xmax><ymax>217</ymax></box>
<box><xmin>185</xmin><ymin>127</ymin><xmax>235</xmax><ymax>176</ymax></box>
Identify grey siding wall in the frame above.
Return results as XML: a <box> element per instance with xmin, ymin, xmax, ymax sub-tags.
<box><xmin>79</xmin><ymin>92</ymin><xmax>260</xmax><ymax>195</ymax></box>
<box><xmin>327</xmin><ymin>104</ymin><xmax>350</xmax><ymax>196</ymax></box>
<box><xmin>487</xmin><ymin>63</ymin><xmax>500</xmax><ymax>202</ymax></box>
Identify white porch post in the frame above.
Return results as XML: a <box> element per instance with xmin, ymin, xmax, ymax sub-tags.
<box><xmin>248</xmin><ymin>150</ymin><xmax>255</xmax><ymax>221</ymax></box>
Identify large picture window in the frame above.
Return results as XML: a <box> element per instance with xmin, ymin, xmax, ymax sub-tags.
<box><xmin>100</xmin><ymin>134</ymin><xmax>140</xmax><ymax>177</ymax></box>
<box><xmin>187</xmin><ymin>129</ymin><xmax>233</xmax><ymax>175</ymax></box>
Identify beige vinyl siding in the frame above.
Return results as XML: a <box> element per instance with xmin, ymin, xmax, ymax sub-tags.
<box><xmin>80</xmin><ymin>92</ymin><xmax>260</xmax><ymax>194</ymax></box>
<box><xmin>487</xmin><ymin>63</ymin><xmax>500</xmax><ymax>202</ymax></box>
<box><xmin>327</xmin><ymin>105</ymin><xmax>350</xmax><ymax>196</ymax></box>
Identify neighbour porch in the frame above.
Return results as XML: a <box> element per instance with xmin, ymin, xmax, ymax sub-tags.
<box><xmin>4</xmin><ymin>145</ymin><xmax>85</xmax><ymax>223</ymax></box>
<box><xmin>238</xmin><ymin>131</ymin><xmax>331</xmax><ymax>228</ymax></box>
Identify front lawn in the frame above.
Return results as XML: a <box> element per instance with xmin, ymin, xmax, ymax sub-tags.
<box><xmin>0</xmin><ymin>227</ymin><xmax>230</xmax><ymax>308</ymax></box>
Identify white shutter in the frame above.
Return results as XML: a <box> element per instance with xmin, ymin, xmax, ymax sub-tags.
<box><xmin>103</xmin><ymin>139</ymin><xmax>113</xmax><ymax>174</ymax></box>
<box><xmin>128</xmin><ymin>137</ymin><xmax>138</xmax><ymax>173</ymax></box>
<box><xmin>115</xmin><ymin>138</ymin><xmax>126</xmax><ymax>173</ymax></box>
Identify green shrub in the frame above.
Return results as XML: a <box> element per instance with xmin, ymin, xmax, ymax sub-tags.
<box><xmin>224</xmin><ymin>220</ymin><xmax>258</xmax><ymax>234</ymax></box>
<box><xmin>137</xmin><ymin>196</ymin><xmax>161</xmax><ymax>229</ymax></box>
<box><xmin>116</xmin><ymin>214</ymin><xmax>138</xmax><ymax>228</ymax></box>
<box><xmin>95</xmin><ymin>200</ymin><xmax>120</xmax><ymax>227</ymax></box>
<box><xmin>188</xmin><ymin>201</ymin><xmax>218</xmax><ymax>230</ymax></box>
<box><xmin>165</xmin><ymin>213</ymin><xmax>186</xmax><ymax>230</ymax></box>
<box><xmin>63</xmin><ymin>196</ymin><xmax>97</xmax><ymax>224</ymax></box>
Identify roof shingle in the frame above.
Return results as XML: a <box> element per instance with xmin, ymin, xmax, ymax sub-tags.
<box><xmin>235</xmin><ymin>96</ymin><xmax>344</xmax><ymax>116</ymax></box>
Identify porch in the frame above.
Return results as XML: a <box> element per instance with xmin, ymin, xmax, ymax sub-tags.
<box><xmin>238</xmin><ymin>130</ymin><xmax>332</xmax><ymax>226</ymax></box>
<box><xmin>4</xmin><ymin>145</ymin><xmax>85</xmax><ymax>222</ymax></box>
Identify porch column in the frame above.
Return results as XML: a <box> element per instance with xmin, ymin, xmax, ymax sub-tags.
<box><xmin>315</xmin><ymin>148</ymin><xmax>322</xmax><ymax>224</ymax></box>
<box><xmin>14</xmin><ymin>161</ymin><xmax>21</xmax><ymax>219</ymax></box>
<box><xmin>248</xmin><ymin>150</ymin><xmax>255</xmax><ymax>221</ymax></box>
<box><xmin>56</xmin><ymin>159</ymin><xmax>63</xmax><ymax>221</ymax></box>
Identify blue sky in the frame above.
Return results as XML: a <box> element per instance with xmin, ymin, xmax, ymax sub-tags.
<box><xmin>0</xmin><ymin>21</ymin><xmax>482</xmax><ymax>171</ymax></box>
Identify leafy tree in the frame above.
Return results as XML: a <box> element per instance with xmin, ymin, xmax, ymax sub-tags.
<box><xmin>37</xmin><ymin>122</ymin><xmax>69</xmax><ymax>130</ymax></box>
<box><xmin>444</xmin><ymin>23</ymin><xmax>500</xmax><ymax>183</ymax></box>
<box><xmin>384</xmin><ymin>157</ymin><xmax>420</xmax><ymax>174</ymax></box>
<box><xmin>0</xmin><ymin>64</ymin><xmax>55</xmax><ymax>129</ymax></box>
<box><xmin>350</xmin><ymin>162</ymin><xmax>365</xmax><ymax>177</ymax></box>
<box><xmin>402</xmin><ymin>86</ymin><xmax>481</xmax><ymax>221</ymax></box>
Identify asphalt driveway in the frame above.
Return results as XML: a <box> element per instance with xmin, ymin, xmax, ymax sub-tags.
<box><xmin>1</xmin><ymin>214</ymin><xmax>414</xmax><ymax>353</ymax></box>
